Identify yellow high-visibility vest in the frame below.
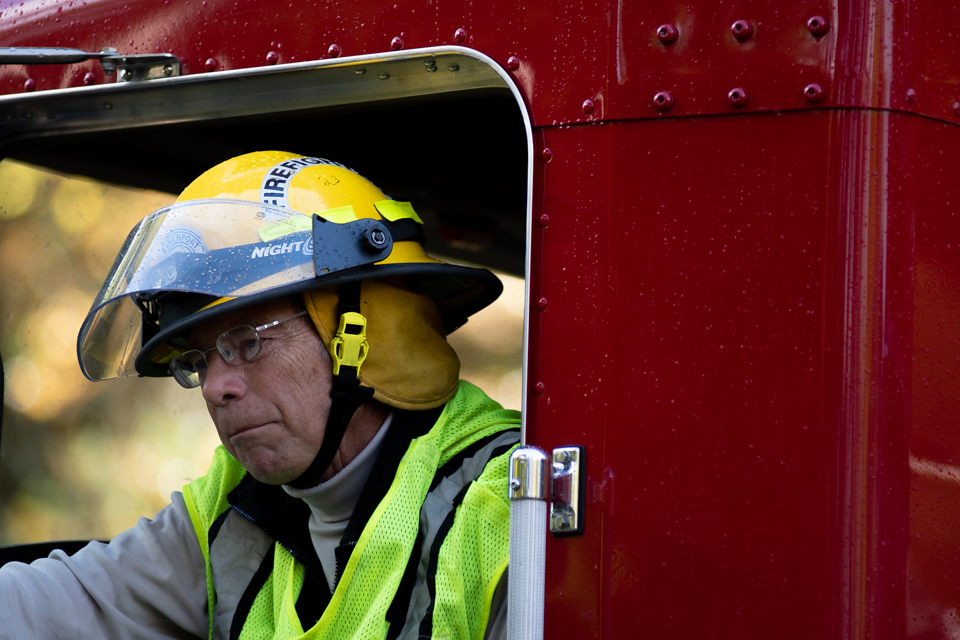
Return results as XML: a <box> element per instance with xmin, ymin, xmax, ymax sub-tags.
<box><xmin>183</xmin><ymin>381</ymin><xmax>520</xmax><ymax>640</ymax></box>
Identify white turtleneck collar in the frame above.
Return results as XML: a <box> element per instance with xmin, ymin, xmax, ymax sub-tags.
<box><xmin>282</xmin><ymin>410</ymin><xmax>393</xmax><ymax>592</ymax></box>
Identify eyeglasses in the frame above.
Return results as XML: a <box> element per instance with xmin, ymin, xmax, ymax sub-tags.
<box><xmin>169</xmin><ymin>311</ymin><xmax>308</xmax><ymax>389</ymax></box>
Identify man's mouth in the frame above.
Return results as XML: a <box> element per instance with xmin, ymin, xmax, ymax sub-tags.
<box><xmin>227</xmin><ymin>421</ymin><xmax>272</xmax><ymax>441</ymax></box>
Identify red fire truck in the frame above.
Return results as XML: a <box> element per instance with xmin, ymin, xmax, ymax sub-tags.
<box><xmin>1</xmin><ymin>1</ymin><xmax>959</xmax><ymax>638</ymax></box>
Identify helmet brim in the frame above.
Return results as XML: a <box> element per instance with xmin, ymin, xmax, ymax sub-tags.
<box><xmin>133</xmin><ymin>261</ymin><xmax>503</xmax><ymax>378</ymax></box>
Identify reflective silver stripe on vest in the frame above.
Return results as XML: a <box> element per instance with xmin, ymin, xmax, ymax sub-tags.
<box><xmin>209</xmin><ymin>513</ymin><xmax>273</xmax><ymax>640</ymax></box>
<box><xmin>396</xmin><ymin>429</ymin><xmax>521</xmax><ymax>640</ymax></box>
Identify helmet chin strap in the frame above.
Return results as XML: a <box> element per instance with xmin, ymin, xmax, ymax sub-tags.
<box><xmin>289</xmin><ymin>281</ymin><xmax>374</xmax><ymax>488</ymax></box>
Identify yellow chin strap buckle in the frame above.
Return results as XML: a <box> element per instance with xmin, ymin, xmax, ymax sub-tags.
<box><xmin>330</xmin><ymin>311</ymin><xmax>370</xmax><ymax>377</ymax></box>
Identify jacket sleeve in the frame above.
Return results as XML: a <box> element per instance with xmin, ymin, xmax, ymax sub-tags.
<box><xmin>0</xmin><ymin>491</ymin><xmax>209</xmax><ymax>640</ymax></box>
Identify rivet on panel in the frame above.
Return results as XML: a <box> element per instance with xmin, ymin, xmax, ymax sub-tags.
<box><xmin>454</xmin><ymin>28</ymin><xmax>467</xmax><ymax>44</ymax></box>
<box><xmin>731</xmin><ymin>20</ymin><xmax>754</xmax><ymax>42</ymax></box>
<box><xmin>162</xmin><ymin>64</ymin><xmax>175</xmax><ymax>77</ymax></box>
<box><xmin>355</xmin><ymin>68</ymin><xmax>366</xmax><ymax>75</ymax></box>
<box><xmin>379</xmin><ymin>72</ymin><xmax>390</xmax><ymax>80</ymax></box>
<box><xmin>727</xmin><ymin>87</ymin><xmax>749</xmax><ymax>108</ymax></box>
<box><xmin>83</xmin><ymin>72</ymin><xmax>96</xmax><ymax>85</ymax></box>
<box><xmin>538</xmin><ymin>297</ymin><xmax>548</xmax><ymax>311</ymax></box>
<box><xmin>102</xmin><ymin>102</ymin><xmax>112</xmax><ymax>110</ymax></box>
<box><xmin>539</xmin><ymin>213</ymin><xmax>550</xmax><ymax>228</ymax></box>
<box><xmin>534</xmin><ymin>382</ymin><xmax>545</xmax><ymax>395</ymax></box>
<box><xmin>205</xmin><ymin>58</ymin><xmax>218</xmax><ymax>72</ymax></box>
<box><xmin>266</xmin><ymin>51</ymin><xmax>279</xmax><ymax>64</ymax></box>
<box><xmin>803</xmin><ymin>83</ymin><xmax>825</xmax><ymax>104</ymax></box>
<box><xmin>424</xmin><ymin>60</ymin><xmax>438</xmax><ymax>72</ymax></box>
<box><xmin>541</xmin><ymin>147</ymin><xmax>553</xmax><ymax>162</ymax></box>
<box><xmin>120</xmin><ymin>68</ymin><xmax>133</xmax><ymax>82</ymax></box>
<box><xmin>807</xmin><ymin>16</ymin><xmax>829</xmax><ymax>37</ymax></box>
<box><xmin>391</xmin><ymin>36</ymin><xmax>404</xmax><ymax>50</ymax></box>
<box><xmin>448</xmin><ymin>64</ymin><xmax>460</xmax><ymax>72</ymax></box>
<box><xmin>327</xmin><ymin>44</ymin><xmax>341</xmax><ymax>58</ymax></box>
<box><xmin>506</xmin><ymin>56</ymin><xmax>520</xmax><ymax>71</ymax></box>
<box><xmin>23</xmin><ymin>78</ymin><xmax>36</xmax><ymax>92</ymax></box>
<box><xmin>656</xmin><ymin>23</ymin><xmax>679</xmax><ymax>45</ymax></box>
<box><xmin>953</xmin><ymin>101</ymin><xmax>960</xmax><ymax>117</ymax></box>
<box><xmin>906</xmin><ymin>88</ymin><xmax>917</xmax><ymax>104</ymax></box>
<box><xmin>582</xmin><ymin>99</ymin><xmax>594</xmax><ymax>115</ymax></box>
<box><xmin>653</xmin><ymin>91</ymin><xmax>674</xmax><ymax>112</ymax></box>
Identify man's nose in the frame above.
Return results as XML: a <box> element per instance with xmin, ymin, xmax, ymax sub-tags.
<box><xmin>201</xmin><ymin>351</ymin><xmax>246</xmax><ymax>405</ymax></box>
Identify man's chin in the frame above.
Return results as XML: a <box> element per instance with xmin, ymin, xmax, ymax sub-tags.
<box><xmin>235</xmin><ymin>451</ymin><xmax>305</xmax><ymax>486</ymax></box>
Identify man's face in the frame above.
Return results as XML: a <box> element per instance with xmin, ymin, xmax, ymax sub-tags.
<box><xmin>189</xmin><ymin>297</ymin><xmax>332</xmax><ymax>485</ymax></box>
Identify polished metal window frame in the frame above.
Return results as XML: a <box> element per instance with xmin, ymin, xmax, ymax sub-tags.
<box><xmin>0</xmin><ymin>47</ymin><xmax>522</xmax><ymax>145</ymax></box>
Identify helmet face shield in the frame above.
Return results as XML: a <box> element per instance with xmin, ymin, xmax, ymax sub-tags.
<box><xmin>79</xmin><ymin>199</ymin><xmax>322</xmax><ymax>381</ymax></box>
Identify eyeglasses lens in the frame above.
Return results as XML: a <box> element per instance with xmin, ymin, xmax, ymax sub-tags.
<box><xmin>169</xmin><ymin>322</ymin><xmax>269</xmax><ymax>389</ymax></box>
<box><xmin>171</xmin><ymin>351</ymin><xmax>206</xmax><ymax>388</ymax></box>
<box><xmin>217</xmin><ymin>326</ymin><xmax>261</xmax><ymax>364</ymax></box>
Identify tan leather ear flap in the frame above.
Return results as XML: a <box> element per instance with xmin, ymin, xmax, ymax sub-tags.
<box><xmin>302</xmin><ymin>279</ymin><xmax>461</xmax><ymax>411</ymax></box>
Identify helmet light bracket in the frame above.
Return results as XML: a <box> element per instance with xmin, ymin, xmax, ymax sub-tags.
<box><xmin>312</xmin><ymin>215</ymin><xmax>394</xmax><ymax>275</ymax></box>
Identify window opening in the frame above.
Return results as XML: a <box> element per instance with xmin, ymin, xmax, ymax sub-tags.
<box><xmin>0</xmin><ymin>51</ymin><xmax>530</xmax><ymax>546</ymax></box>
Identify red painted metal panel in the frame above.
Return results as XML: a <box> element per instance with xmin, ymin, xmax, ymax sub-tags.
<box><xmin>2</xmin><ymin>1</ymin><xmax>960</xmax><ymax>126</ymax></box>
<box><xmin>536</xmin><ymin>113</ymin><xmax>835</xmax><ymax>638</ymax></box>
<box><xmin>531</xmin><ymin>109</ymin><xmax>960</xmax><ymax>638</ymax></box>
<box><xmin>908</xmin><ymin>117</ymin><xmax>960</xmax><ymax>638</ymax></box>
<box><xmin>819</xmin><ymin>108</ymin><xmax>915</xmax><ymax>638</ymax></box>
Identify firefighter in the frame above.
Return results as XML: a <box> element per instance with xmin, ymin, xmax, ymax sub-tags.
<box><xmin>0</xmin><ymin>151</ymin><xmax>518</xmax><ymax>639</ymax></box>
